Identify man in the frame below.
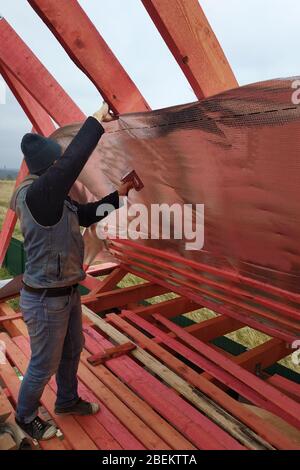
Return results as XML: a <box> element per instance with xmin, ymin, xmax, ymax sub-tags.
<box><xmin>10</xmin><ymin>103</ymin><xmax>134</xmax><ymax>440</ymax></box>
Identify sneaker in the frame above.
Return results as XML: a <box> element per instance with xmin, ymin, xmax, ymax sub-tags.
<box><xmin>55</xmin><ymin>397</ymin><xmax>100</xmax><ymax>416</ymax></box>
<box><xmin>15</xmin><ymin>416</ymin><xmax>57</xmax><ymax>441</ymax></box>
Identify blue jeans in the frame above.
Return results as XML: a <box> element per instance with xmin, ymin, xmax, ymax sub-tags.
<box><xmin>16</xmin><ymin>287</ymin><xmax>84</xmax><ymax>423</ymax></box>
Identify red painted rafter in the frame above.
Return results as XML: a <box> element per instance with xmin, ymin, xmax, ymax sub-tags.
<box><xmin>109</xmin><ymin>239</ymin><xmax>300</xmax><ymax>305</ymax></box>
<box><xmin>28</xmin><ymin>0</ymin><xmax>150</xmax><ymax>115</ymax></box>
<box><xmin>108</xmin><ymin>239</ymin><xmax>300</xmax><ymax>343</ymax></box>
<box><xmin>0</xmin><ymin>18</ymin><xmax>85</xmax><ymax>126</ymax></box>
<box><xmin>0</xmin><ymin>65</ymin><xmax>56</xmax><ymax>137</ymax></box>
<box><xmin>152</xmin><ymin>313</ymin><xmax>300</xmax><ymax>429</ymax></box>
<box><xmin>142</xmin><ymin>0</ymin><xmax>238</xmax><ymax>98</ymax></box>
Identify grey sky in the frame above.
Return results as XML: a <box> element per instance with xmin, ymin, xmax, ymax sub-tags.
<box><xmin>1</xmin><ymin>0</ymin><xmax>300</xmax><ymax>168</ymax></box>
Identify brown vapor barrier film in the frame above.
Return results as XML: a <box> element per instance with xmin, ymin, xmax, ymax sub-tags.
<box><xmin>51</xmin><ymin>78</ymin><xmax>300</xmax><ymax>297</ymax></box>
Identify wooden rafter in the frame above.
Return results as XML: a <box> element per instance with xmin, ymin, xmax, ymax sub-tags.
<box><xmin>28</xmin><ymin>0</ymin><xmax>150</xmax><ymax>114</ymax></box>
<box><xmin>1</xmin><ymin>2</ymin><xmax>299</xmax><ymax>452</ymax></box>
<box><xmin>142</xmin><ymin>0</ymin><xmax>238</xmax><ymax>98</ymax></box>
<box><xmin>0</xmin><ymin>18</ymin><xmax>85</xmax><ymax>125</ymax></box>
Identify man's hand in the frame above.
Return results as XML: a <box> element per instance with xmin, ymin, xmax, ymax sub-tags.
<box><xmin>93</xmin><ymin>102</ymin><xmax>116</xmax><ymax>123</ymax></box>
<box><xmin>118</xmin><ymin>180</ymin><xmax>135</xmax><ymax>196</ymax></box>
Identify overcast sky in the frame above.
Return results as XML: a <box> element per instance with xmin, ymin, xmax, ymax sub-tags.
<box><xmin>1</xmin><ymin>0</ymin><xmax>300</xmax><ymax>168</ymax></box>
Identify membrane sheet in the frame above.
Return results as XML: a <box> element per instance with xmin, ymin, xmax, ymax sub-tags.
<box><xmin>51</xmin><ymin>78</ymin><xmax>300</xmax><ymax>294</ymax></box>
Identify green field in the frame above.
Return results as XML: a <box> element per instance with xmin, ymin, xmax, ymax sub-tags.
<box><xmin>0</xmin><ymin>180</ymin><xmax>22</xmax><ymax>240</ymax></box>
<box><xmin>0</xmin><ymin>179</ymin><xmax>298</xmax><ymax>372</ymax></box>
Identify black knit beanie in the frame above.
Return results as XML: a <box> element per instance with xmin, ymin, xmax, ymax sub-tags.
<box><xmin>21</xmin><ymin>133</ymin><xmax>62</xmax><ymax>175</ymax></box>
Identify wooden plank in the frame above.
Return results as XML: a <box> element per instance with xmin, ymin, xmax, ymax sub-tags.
<box><xmin>132</xmin><ymin>300</ymin><xmax>243</xmax><ymax>346</ymax></box>
<box><xmin>202</xmin><ymin>338</ymin><xmax>291</xmax><ymax>383</ymax></box>
<box><xmin>231</xmin><ymin>339</ymin><xmax>290</xmax><ymax>371</ymax></box>
<box><xmin>153</xmin><ymin>313</ymin><xmax>300</xmax><ymax>431</ymax></box>
<box><xmin>83</xmin><ymin>283</ymin><xmax>168</xmax><ymax>312</ymax></box>
<box><xmin>151</xmin><ymin>313</ymin><xmax>242</xmax><ymax>344</ymax></box>
<box><xmin>14</xmin><ymin>333</ymin><xmax>168</xmax><ymax>450</ymax></box>
<box><xmin>87</xmin><ymin>342</ymin><xmax>136</xmax><ymax>366</ymax></box>
<box><xmin>77</xmin><ymin>362</ymin><xmax>170</xmax><ymax>450</ymax></box>
<box><xmin>122</xmin><ymin>310</ymin><xmax>291</xmax><ymax>422</ymax></box>
<box><xmin>0</xmin><ymin>350</ymin><xmax>68</xmax><ymax>450</ymax></box>
<box><xmin>0</xmin><ymin>314</ymin><xmax>23</xmax><ymax>323</ymax></box>
<box><xmin>76</xmin><ymin>382</ymin><xmax>137</xmax><ymax>450</ymax></box>
<box><xmin>80</xmin><ymin>382</ymin><xmax>146</xmax><ymax>450</ymax></box>
<box><xmin>132</xmin><ymin>296</ymin><xmax>198</xmax><ymax>320</ymax></box>
<box><xmin>81</xmin><ymin>346</ymin><xmax>196</xmax><ymax>450</ymax></box>
<box><xmin>83</xmin><ymin>307</ymin><xmax>270</xmax><ymax>450</ymax></box>
<box><xmin>244</xmin><ymin>404</ymin><xmax>300</xmax><ymax>448</ymax></box>
<box><xmin>84</xmin><ymin>308</ymin><xmax>294</xmax><ymax>450</ymax></box>
<box><xmin>84</xmin><ymin>324</ymin><xmax>232</xmax><ymax>450</ymax></box>
<box><xmin>14</xmin><ymin>334</ymin><xmax>125</xmax><ymax>450</ymax></box>
<box><xmin>0</xmin><ymin>333</ymin><xmax>97</xmax><ymax>450</ymax></box>
<box><xmin>79</xmin><ymin>348</ymin><xmax>242</xmax><ymax>450</ymax></box>
<box><xmin>142</xmin><ymin>0</ymin><xmax>238</xmax><ymax>99</ymax></box>
<box><xmin>0</xmin><ymin>303</ymin><xmax>28</xmax><ymax>338</ymax></box>
<box><xmin>28</xmin><ymin>0</ymin><xmax>150</xmax><ymax>114</ymax></box>
<box><xmin>267</xmin><ymin>375</ymin><xmax>300</xmax><ymax>404</ymax></box>
<box><xmin>185</xmin><ymin>316</ymin><xmax>242</xmax><ymax>341</ymax></box>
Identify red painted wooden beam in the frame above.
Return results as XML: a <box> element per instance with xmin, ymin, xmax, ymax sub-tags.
<box><xmin>0</xmin><ymin>18</ymin><xmax>85</xmax><ymax>126</ymax></box>
<box><xmin>142</xmin><ymin>0</ymin><xmax>238</xmax><ymax>98</ymax></box>
<box><xmin>0</xmin><ymin>64</ymin><xmax>56</xmax><ymax>137</ymax></box>
<box><xmin>28</xmin><ymin>0</ymin><xmax>150</xmax><ymax>114</ymax></box>
<box><xmin>152</xmin><ymin>313</ymin><xmax>300</xmax><ymax>430</ymax></box>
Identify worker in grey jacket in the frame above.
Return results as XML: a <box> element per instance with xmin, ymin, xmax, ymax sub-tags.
<box><xmin>11</xmin><ymin>103</ymin><xmax>134</xmax><ymax>441</ymax></box>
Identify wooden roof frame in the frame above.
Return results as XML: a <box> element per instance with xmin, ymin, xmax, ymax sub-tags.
<box><xmin>3</xmin><ymin>3</ymin><xmax>299</xmax><ymax>451</ymax></box>
<box><xmin>0</xmin><ymin>0</ymin><xmax>237</xmax><ymax>266</ymax></box>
